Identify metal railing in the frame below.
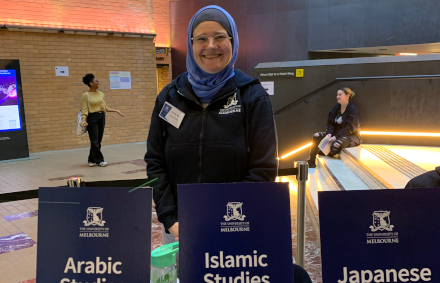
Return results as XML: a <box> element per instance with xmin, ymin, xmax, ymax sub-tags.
<box><xmin>296</xmin><ymin>161</ymin><xmax>308</xmax><ymax>267</ymax></box>
<box><xmin>274</xmin><ymin>74</ymin><xmax>440</xmax><ymax>115</ymax></box>
<box><xmin>277</xmin><ymin>162</ymin><xmax>309</xmax><ymax>267</ymax></box>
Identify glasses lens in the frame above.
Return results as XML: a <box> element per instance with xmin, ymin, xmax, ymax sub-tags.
<box><xmin>214</xmin><ymin>34</ymin><xmax>228</xmax><ymax>42</ymax></box>
<box><xmin>194</xmin><ymin>36</ymin><xmax>208</xmax><ymax>44</ymax></box>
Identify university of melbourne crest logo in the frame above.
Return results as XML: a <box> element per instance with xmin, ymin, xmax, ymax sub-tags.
<box><xmin>224</xmin><ymin>93</ymin><xmax>238</xmax><ymax>109</ymax></box>
<box><xmin>219</xmin><ymin>93</ymin><xmax>241</xmax><ymax>115</ymax></box>
<box><xmin>224</xmin><ymin>202</ymin><xmax>246</xmax><ymax>221</ymax></box>
<box><xmin>369</xmin><ymin>211</ymin><xmax>394</xmax><ymax>232</ymax></box>
<box><xmin>83</xmin><ymin>207</ymin><xmax>106</xmax><ymax>227</ymax></box>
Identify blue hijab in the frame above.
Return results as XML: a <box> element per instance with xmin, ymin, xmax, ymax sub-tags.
<box><xmin>186</xmin><ymin>6</ymin><xmax>239</xmax><ymax>104</ymax></box>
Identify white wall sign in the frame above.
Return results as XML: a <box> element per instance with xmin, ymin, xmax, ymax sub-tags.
<box><xmin>261</xmin><ymin>81</ymin><xmax>274</xmax><ymax>95</ymax></box>
<box><xmin>55</xmin><ymin>66</ymin><xmax>69</xmax><ymax>76</ymax></box>
<box><xmin>109</xmin><ymin>71</ymin><xmax>132</xmax><ymax>90</ymax></box>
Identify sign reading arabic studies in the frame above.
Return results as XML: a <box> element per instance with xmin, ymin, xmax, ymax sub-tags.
<box><xmin>179</xmin><ymin>183</ymin><xmax>294</xmax><ymax>283</ymax></box>
<box><xmin>36</xmin><ymin>187</ymin><xmax>152</xmax><ymax>283</ymax></box>
<box><xmin>319</xmin><ymin>188</ymin><xmax>440</xmax><ymax>283</ymax></box>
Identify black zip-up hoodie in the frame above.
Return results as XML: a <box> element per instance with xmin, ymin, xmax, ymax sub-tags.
<box><xmin>325</xmin><ymin>102</ymin><xmax>362</xmax><ymax>143</ymax></box>
<box><xmin>405</xmin><ymin>167</ymin><xmax>440</xmax><ymax>188</ymax></box>
<box><xmin>145</xmin><ymin>69</ymin><xmax>278</xmax><ymax>231</ymax></box>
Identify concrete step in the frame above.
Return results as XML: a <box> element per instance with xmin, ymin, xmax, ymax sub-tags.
<box><xmin>317</xmin><ymin>155</ymin><xmax>371</xmax><ymax>191</ymax></box>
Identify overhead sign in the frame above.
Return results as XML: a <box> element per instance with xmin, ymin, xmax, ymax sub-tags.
<box><xmin>319</xmin><ymin>188</ymin><xmax>440</xmax><ymax>283</ymax></box>
<box><xmin>259</xmin><ymin>69</ymin><xmax>304</xmax><ymax>78</ymax></box>
<box><xmin>179</xmin><ymin>182</ymin><xmax>294</xmax><ymax>283</ymax></box>
<box><xmin>36</xmin><ymin>187</ymin><xmax>152</xmax><ymax>283</ymax></box>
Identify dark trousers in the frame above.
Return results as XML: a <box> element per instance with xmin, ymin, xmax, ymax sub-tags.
<box><xmin>87</xmin><ymin>112</ymin><xmax>105</xmax><ymax>164</ymax></box>
<box><xmin>308</xmin><ymin>132</ymin><xmax>353</xmax><ymax>161</ymax></box>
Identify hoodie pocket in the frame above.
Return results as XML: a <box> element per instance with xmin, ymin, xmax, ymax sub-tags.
<box><xmin>202</xmin><ymin>142</ymin><xmax>238</xmax><ymax>183</ymax></box>
<box><xmin>169</xmin><ymin>144</ymin><xmax>199</xmax><ymax>185</ymax></box>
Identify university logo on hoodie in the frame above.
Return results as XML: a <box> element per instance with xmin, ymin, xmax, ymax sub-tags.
<box><xmin>219</xmin><ymin>93</ymin><xmax>241</xmax><ymax>115</ymax></box>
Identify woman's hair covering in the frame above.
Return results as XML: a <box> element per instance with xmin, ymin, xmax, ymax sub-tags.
<box><xmin>186</xmin><ymin>5</ymin><xmax>239</xmax><ymax>104</ymax></box>
<box><xmin>340</xmin><ymin>87</ymin><xmax>355</xmax><ymax>99</ymax></box>
<box><xmin>83</xmin><ymin>73</ymin><xmax>95</xmax><ymax>87</ymax></box>
<box><xmin>192</xmin><ymin>8</ymin><xmax>232</xmax><ymax>36</ymax></box>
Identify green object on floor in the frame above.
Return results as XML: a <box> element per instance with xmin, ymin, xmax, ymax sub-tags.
<box><xmin>151</xmin><ymin>242</ymin><xmax>179</xmax><ymax>283</ymax></box>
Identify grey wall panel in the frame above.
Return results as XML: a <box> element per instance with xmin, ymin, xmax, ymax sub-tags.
<box><xmin>362</xmin><ymin>1</ymin><xmax>396</xmax><ymax>47</ymax></box>
<box><xmin>247</xmin><ymin>0</ymin><xmax>277</xmax><ymax>15</ymax></box>
<box><xmin>309</xmin><ymin>0</ymin><xmax>440</xmax><ymax>51</ymax></box>
<box><xmin>274</xmin><ymin>10</ymin><xmax>309</xmax><ymax>62</ymax></box>
<box><xmin>389</xmin><ymin>80</ymin><xmax>440</xmax><ymax>131</ymax></box>
<box><xmin>309</xmin><ymin>0</ymin><xmax>330</xmax><ymax>9</ymax></box>
<box><xmin>329</xmin><ymin>0</ymin><xmax>363</xmax><ymax>6</ymax></box>
<box><xmin>308</xmin><ymin>7</ymin><xmax>329</xmax><ymax>50</ymax></box>
<box><xmin>327</xmin><ymin>4</ymin><xmax>365</xmax><ymax>49</ymax></box>
<box><xmin>277</xmin><ymin>0</ymin><xmax>308</xmax><ymax>12</ymax></box>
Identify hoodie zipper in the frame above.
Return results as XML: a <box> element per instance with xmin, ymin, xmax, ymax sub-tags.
<box><xmin>177</xmin><ymin>88</ymin><xmax>238</xmax><ymax>183</ymax></box>
<box><xmin>198</xmin><ymin>108</ymin><xmax>207</xmax><ymax>182</ymax></box>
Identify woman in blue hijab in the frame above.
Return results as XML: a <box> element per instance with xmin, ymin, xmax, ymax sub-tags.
<box><xmin>145</xmin><ymin>5</ymin><xmax>278</xmax><ymax>240</ymax></box>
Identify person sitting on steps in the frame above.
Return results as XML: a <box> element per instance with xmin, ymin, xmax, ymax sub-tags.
<box><xmin>307</xmin><ymin>87</ymin><xmax>362</xmax><ymax>168</ymax></box>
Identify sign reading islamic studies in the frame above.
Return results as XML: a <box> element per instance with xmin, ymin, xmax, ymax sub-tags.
<box><xmin>36</xmin><ymin>187</ymin><xmax>152</xmax><ymax>283</ymax></box>
<box><xmin>319</xmin><ymin>188</ymin><xmax>440</xmax><ymax>283</ymax></box>
<box><xmin>178</xmin><ymin>182</ymin><xmax>294</xmax><ymax>283</ymax></box>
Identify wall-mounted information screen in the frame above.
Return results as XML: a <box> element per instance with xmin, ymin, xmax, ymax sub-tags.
<box><xmin>0</xmin><ymin>59</ymin><xmax>29</xmax><ymax>161</ymax></box>
<box><xmin>0</xmin><ymin>70</ymin><xmax>22</xmax><ymax>132</ymax></box>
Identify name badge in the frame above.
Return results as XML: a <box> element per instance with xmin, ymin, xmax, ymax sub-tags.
<box><xmin>159</xmin><ymin>101</ymin><xmax>185</xmax><ymax>129</ymax></box>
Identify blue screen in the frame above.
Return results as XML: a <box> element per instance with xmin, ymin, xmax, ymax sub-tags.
<box><xmin>0</xmin><ymin>69</ymin><xmax>22</xmax><ymax>132</ymax></box>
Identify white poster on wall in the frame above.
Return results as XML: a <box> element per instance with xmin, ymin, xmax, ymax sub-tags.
<box><xmin>261</xmin><ymin>81</ymin><xmax>274</xmax><ymax>95</ymax></box>
<box><xmin>55</xmin><ymin>66</ymin><xmax>69</xmax><ymax>76</ymax></box>
<box><xmin>110</xmin><ymin>71</ymin><xmax>131</xmax><ymax>89</ymax></box>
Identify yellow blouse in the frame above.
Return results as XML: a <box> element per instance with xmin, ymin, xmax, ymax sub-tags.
<box><xmin>81</xmin><ymin>91</ymin><xmax>109</xmax><ymax>118</ymax></box>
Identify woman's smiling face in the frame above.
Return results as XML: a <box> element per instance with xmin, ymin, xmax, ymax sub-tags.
<box><xmin>192</xmin><ymin>21</ymin><xmax>232</xmax><ymax>74</ymax></box>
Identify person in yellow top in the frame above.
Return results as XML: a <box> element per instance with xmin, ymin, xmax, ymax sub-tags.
<box><xmin>81</xmin><ymin>73</ymin><xmax>124</xmax><ymax>167</ymax></box>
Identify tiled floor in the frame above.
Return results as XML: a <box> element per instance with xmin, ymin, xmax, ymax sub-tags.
<box><xmin>0</xmin><ymin>142</ymin><xmax>149</xmax><ymax>194</ymax></box>
<box><xmin>0</xmin><ymin>142</ymin><xmax>321</xmax><ymax>282</ymax></box>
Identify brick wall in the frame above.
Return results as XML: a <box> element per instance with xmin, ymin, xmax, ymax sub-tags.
<box><xmin>0</xmin><ymin>0</ymin><xmax>155</xmax><ymax>34</ymax></box>
<box><xmin>156</xmin><ymin>49</ymin><xmax>172</xmax><ymax>93</ymax></box>
<box><xmin>153</xmin><ymin>0</ymin><xmax>171</xmax><ymax>46</ymax></box>
<box><xmin>0</xmin><ymin>30</ymin><xmax>157</xmax><ymax>153</ymax></box>
<box><xmin>156</xmin><ymin>66</ymin><xmax>170</xmax><ymax>94</ymax></box>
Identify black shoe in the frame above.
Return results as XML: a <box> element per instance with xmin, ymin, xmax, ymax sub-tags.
<box><xmin>307</xmin><ymin>160</ymin><xmax>316</xmax><ymax>168</ymax></box>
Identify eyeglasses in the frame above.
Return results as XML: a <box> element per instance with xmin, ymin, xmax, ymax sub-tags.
<box><xmin>191</xmin><ymin>34</ymin><xmax>232</xmax><ymax>46</ymax></box>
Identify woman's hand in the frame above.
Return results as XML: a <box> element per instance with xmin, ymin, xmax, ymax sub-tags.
<box><xmin>329</xmin><ymin>136</ymin><xmax>336</xmax><ymax>142</ymax></box>
<box><xmin>81</xmin><ymin>117</ymin><xmax>88</xmax><ymax>127</ymax></box>
<box><xmin>169</xmin><ymin>222</ymin><xmax>179</xmax><ymax>241</ymax></box>
<box><xmin>108</xmin><ymin>109</ymin><xmax>125</xmax><ymax>117</ymax></box>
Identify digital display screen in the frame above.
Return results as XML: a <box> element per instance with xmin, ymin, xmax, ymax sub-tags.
<box><xmin>0</xmin><ymin>70</ymin><xmax>22</xmax><ymax>132</ymax></box>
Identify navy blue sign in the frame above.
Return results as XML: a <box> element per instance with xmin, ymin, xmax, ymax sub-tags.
<box><xmin>319</xmin><ymin>188</ymin><xmax>440</xmax><ymax>283</ymax></box>
<box><xmin>179</xmin><ymin>182</ymin><xmax>294</xmax><ymax>283</ymax></box>
<box><xmin>37</xmin><ymin>187</ymin><xmax>152</xmax><ymax>283</ymax></box>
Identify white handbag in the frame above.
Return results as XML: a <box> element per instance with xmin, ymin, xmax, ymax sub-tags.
<box><xmin>76</xmin><ymin>92</ymin><xmax>89</xmax><ymax>136</ymax></box>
